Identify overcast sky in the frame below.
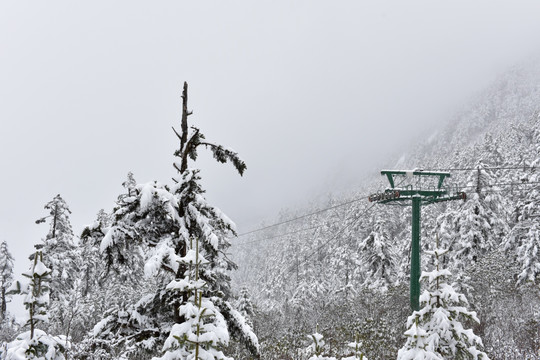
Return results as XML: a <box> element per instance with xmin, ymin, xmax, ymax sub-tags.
<box><xmin>1</xmin><ymin>1</ymin><xmax>540</xmax><ymax>295</ymax></box>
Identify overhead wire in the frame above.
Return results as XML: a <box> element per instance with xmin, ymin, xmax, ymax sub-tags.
<box><xmin>236</xmin><ymin>194</ymin><xmax>370</xmax><ymax>237</ymax></box>
<box><xmin>270</xmin><ymin>180</ymin><xmax>540</xmax><ymax>278</ymax></box>
<box><xmin>241</xmin><ymin>162</ymin><xmax>540</xmax><ymax>299</ymax></box>
<box><xmin>234</xmin><ymin>179</ymin><xmax>540</xmax><ymax>247</ymax></box>
<box><xmin>234</xmin><ymin>204</ymin><xmax>369</xmax><ymax>247</ymax></box>
<box><xmin>235</xmin><ymin>177</ymin><xmax>410</xmax><ymax>246</ymax></box>
<box><xmin>284</xmin><ymin>203</ymin><xmax>377</xmax><ymax>275</ymax></box>
<box><xmin>236</xmin><ymin>177</ymin><xmax>408</xmax><ymax>239</ymax></box>
<box><xmin>428</xmin><ymin>164</ymin><xmax>537</xmax><ymax>172</ymax></box>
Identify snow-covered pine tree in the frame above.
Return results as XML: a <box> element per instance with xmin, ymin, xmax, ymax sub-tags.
<box><xmin>306</xmin><ymin>327</ymin><xmax>336</xmax><ymax>360</ymax></box>
<box><xmin>79</xmin><ymin>210</ymin><xmax>110</xmax><ymax>298</ymax></box>
<box><xmin>7</xmin><ymin>251</ymin><xmax>69</xmax><ymax>359</ymax></box>
<box><xmin>329</xmin><ymin>204</ymin><xmax>363</xmax><ymax>303</ymax></box>
<box><xmin>397</xmin><ymin>245</ymin><xmax>489</xmax><ymax>360</ymax></box>
<box><xmin>341</xmin><ymin>336</ymin><xmax>368</xmax><ymax>360</ymax></box>
<box><xmin>397</xmin><ymin>318</ymin><xmax>442</xmax><ymax>360</ymax></box>
<box><xmin>66</xmin><ymin>209</ymin><xmax>127</xmax><ymax>347</ymax></box>
<box><xmin>34</xmin><ymin>195</ymin><xmax>79</xmax><ymax>294</ymax></box>
<box><xmin>93</xmin><ymin>82</ymin><xmax>258</xmax><ymax>358</ymax></box>
<box><xmin>504</xmin><ymin>156</ymin><xmax>540</xmax><ymax>285</ymax></box>
<box><xmin>437</xmin><ymin>162</ymin><xmax>508</xmax><ymax>274</ymax></box>
<box><xmin>155</xmin><ymin>237</ymin><xmax>232</xmax><ymax>360</ymax></box>
<box><xmin>34</xmin><ymin>194</ymin><xmax>80</xmax><ymax>337</ymax></box>
<box><xmin>236</xmin><ymin>286</ymin><xmax>254</xmax><ymax>322</ymax></box>
<box><xmin>480</xmin><ymin>133</ymin><xmax>505</xmax><ymax>170</ymax></box>
<box><xmin>121</xmin><ymin>172</ymin><xmax>137</xmax><ymax>197</ymax></box>
<box><xmin>0</xmin><ymin>241</ymin><xmax>14</xmax><ymax>322</ymax></box>
<box><xmin>358</xmin><ymin>212</ymin><xmax>397</xmax><ymax>289</ymax></box>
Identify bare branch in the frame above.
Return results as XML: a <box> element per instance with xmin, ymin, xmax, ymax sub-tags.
<box><xmin>172</xmin><ymin>126</ymin><xmax>182</xmax><ymax>141</ymax></box>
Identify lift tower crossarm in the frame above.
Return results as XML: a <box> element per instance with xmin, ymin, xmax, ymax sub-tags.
<box><xmin>381</xmin><ymin>169</ymin><xmax>451</xmax><ymax>189</ymax></box>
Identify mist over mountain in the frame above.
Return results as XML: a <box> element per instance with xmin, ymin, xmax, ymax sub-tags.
<box><xmin>232</xmin><ymin>60</ymin><xmax>540</xmax><ymax>359</ymax></box>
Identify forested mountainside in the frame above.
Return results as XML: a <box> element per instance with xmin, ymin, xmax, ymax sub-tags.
<box><xmin>231</xmin><ymin>62</ymin><xmax>540</xmax><ymax>359</ymax></box>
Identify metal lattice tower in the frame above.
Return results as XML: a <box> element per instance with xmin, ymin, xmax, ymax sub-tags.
<box><xmin>368</xmin><ymin>169</ymin><xmax>466</xmax><ymax>311</ymax></box>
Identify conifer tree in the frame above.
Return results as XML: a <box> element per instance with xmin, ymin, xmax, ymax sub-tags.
<box><xmin>155</xmin><ymin>238</ymin><xmax>232</xmax><ymax>360</ymax></box>
<box><xmin>35</xmin><ymin>194</ymin><xmax>80</xmax><ymax>336</ymax></box>
<box><xmin>94</xmin><ymin>82</ymin><xmax>258</xmax><ymax>358</ymax></box>
<box><xmin>342</xmin><ymin>335</ymin><xmax>368</xmax><ymax>360</ymax></box>
<box><xmin>504</xmin><ymin>159</ymin><xmax>540</xmax><ymax>284</ymax></box>
<box><xmin>7</xmin><ymin>251</ymin><xmax>69</xmax><ymax>360</ymax></box>
<box><xmin>437</xmin><ymin>162</ymin><xmax>508</xmax><ymax>273</ymax></box>
<box><xmin>397</xmin><ymin>244</ymin><xmax>489</xmax><ymax>360</ymax></box>
<box><xmin>35</xmin><ymin>194</ymin><xmax>78</xmax><ymax>296</ymax></box>
<box><xmin>0</xmin><ymin>241</ymin><xmax>14</xmax><ymax>322</ymax></box>
<box><xmin>358</xmin><ymin>213</ymin><xmax>397</xmax><ymax>289</ymax></box>
<box><xmin>306</xmin><ymin>327</ymin><xmax>335</xmax><ymax>360</ymax></box>
<box><xmin>236</xmin><ymin>286</ymin><xmax>254</xmax><ymax>321</ymax></box>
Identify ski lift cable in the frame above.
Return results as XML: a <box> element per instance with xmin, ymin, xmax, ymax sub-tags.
<box><xmin>236</xmin><ymin>195</ymin><xmax>369</xmax><ymax>238</ymax></box>
<box><xmin>234</xmin><ymin>181</ymin><xmax>540</xmax><ymax>247</ymax></box>
<box><xmin>246</xmin><ymin>182</ymin><xmax>539</xmax><ymax>272</ymax></box>
<box><xmin>234</xmin><ymin>202</ymin><xmax>371</xmax><ymax>247</ymax></box>
<box><xmin>459</xmin><ymin>180</ymin><xmax>540</xmax><ymax>189</ymax></box>
<box><xmin>235</xmin><ymin>178</ymin><xmax>410</xmax><ymax>245</ymax></box>
<box><xmin>285</xmin><ymin>203</ymin><xmax>378</xmax><ymax>275</ymax></box>
<box><xmin>235</xmin><ymin>179</ymin><xmax>540</xmax><ymax>245</ymax></box>
<box><xmin>429</xmin><ymin>164</ymin><xmax>537</xmax><ymax>172</ymax></box>
<box><xmin>236</xmin><ymin>177</ymin><xmax>409</xmax><ymax>238</ymax></box>
<box><xmin>235</xmin><ymin>223</ymin><xmax>326</xmax><ymax>246</ymax></box>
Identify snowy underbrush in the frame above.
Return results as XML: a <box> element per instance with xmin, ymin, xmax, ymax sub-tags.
<box><xmin>5</xmin><ymin>329</ymin><xmax>69</xmax><ymax>360</ymax></box>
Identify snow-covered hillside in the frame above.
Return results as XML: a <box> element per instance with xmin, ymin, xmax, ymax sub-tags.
<box><xmin>232</xmin><ymin>62</ymin><xmax>540</xmax><ymax>359</ymax></box>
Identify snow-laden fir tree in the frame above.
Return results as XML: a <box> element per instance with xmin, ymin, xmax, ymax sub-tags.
<box><xmin>34</xmin><ymin>195</ymin><xmax>78</xmax><ymax>297</ymax></box>
<box><xmin>342</xmin><ymin>335</ymin><xmax>368</xmax><ymax>360</ymax></box>
<box><xmin>93</xmin><ymin>82</ymin><xmax>258</xmax><ymax>358</ymax></box>
<box><xmin>329</xmin><ymin>207</ymin><xmax>363</xmax><ymax>303</ymax></box>
<box><xmin>65</xmin><ymin>208</ymin><xmax>131</xmax><ymax>347</ymax></box>
<box><xmin>0</xmin><ymin>241</ymin><xmax>14</xmax><ymax>322</ymax></box>
<box><xmin>397</xmin><ymin>243</ymin><xmax>489</xmax><ymax>360</ymax></box>
<box><xmin>236</xmin><ymin>286</ymin><xmax>254</xmax><ymax>322</ymax></box>
<box><xmin>306</xmin><ymin>327</ymin><xmax>336</xmax><ymax>360</ymax></box>
<box><xmin>358</xmin><ymin>212</ymin><xmax>397</xmax><ymax>289</ymax></box>
<box><xmin>7</xmin><ymin>251</ymin><xmax>69</xmax><ymax>360</ymax></box>
<box><xmin>437</xmin><ymin>162</ymin><xmax>508</xmax><ymax>273</ymax></box>
<box><xmin>79</xmin><ymin>209</ymin><xmax>111</xmax><ymax>298</ymax></box>
<box><xmin>34</xmin><ymin>194</ymin><xmax>80</xmax><ymax>337</ymax></box>
<box><xmin>154</xmin><ymin>238</ymin><xmax>232</xmax><ymax>360</ymax></box>
<box><xmin>504</xmin><ymin>157</ymin><xmax>540</xmax><ymax>285</ymax></box>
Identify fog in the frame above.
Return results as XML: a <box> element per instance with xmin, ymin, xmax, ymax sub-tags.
<box><xmin>1</xmin><ymin>0</ymin><xmax>540</xmax><ymax>292</ymax></box>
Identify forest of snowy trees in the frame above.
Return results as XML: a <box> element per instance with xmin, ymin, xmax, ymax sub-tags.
<box><xmin>231</xmin><ymin>65</ymin><xmax>540</xmax><ymax>359</ymax></box>
<box><xmin>1</xmin><ymin>63</ymin><xmax>540</xmax><ymax>360</ymax></box>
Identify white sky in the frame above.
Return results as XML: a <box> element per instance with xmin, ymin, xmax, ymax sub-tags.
<box><xmin>1</xmin><ymin>1</ymin><xmax>540</xmax><ymax>313</ymax></box>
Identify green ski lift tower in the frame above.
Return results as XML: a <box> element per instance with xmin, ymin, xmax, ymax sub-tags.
<box><xmin>368</xmin><ymin>169</ymin><xmax>466</xmax><ymax>311</ymax></box>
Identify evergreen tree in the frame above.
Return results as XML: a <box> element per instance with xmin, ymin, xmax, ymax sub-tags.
<box><xmin>505</xmin><ymin>158</ymin><xmax>540</xmax><ymax>285</ymax></box>
<box><xmin>236</xmin><ymin>286</ymin><xmax>254</xmax><ymax>321</ymax></box>
<box><xmin>397</xmin><ymin>246</ymin><xmax>489</xmax><ymax>360</ymax></box>
<box><xmin>154</xmin><ymin>238</ymin><xmax>232</xmax><ymax>360</ymax></box>
<box><xmin>306</xmin><ymin>327</ymin><xmax>335</xmax><ymax>360</ymax></box>
<box><xmin>7</xmin><ymin>251</ymin><xmax>69</xmax><ymax>359</ymax></box>
<box><xmin>93</xmin><ymin>82</ymin><xmax>258</xmax><ymax>358</ymax></box>
<box><xmin>0</xmin><ymin>241</ymin><xmax>14</xmax><ymax>322</ymax></box>
<box><xmin>35</xmin><ymin>194</ymin><xmax>74</xmax><ymax>242</ymax></box>
<box><xmin>358</xmin><ymin>213</ymin><xmax>397</xmax><ymax>289</ymax></box>
<box><xmin>438</xmin><ymin>162</ymin><xmax>508</xmax><ymax>273</ymax></box>
<box><xmin>34</xmin><ymin>194</ymin><xmax>80</xmax><ymax>336</ymax></box>
<box><xmin>34</xmin><ymin>194</ymin><xmax>78</xmax><ymax>296</ymax></box>
<box><xmin>342</xmin><ymin>336</ymin><xmax>368</xmax><ymax>360</ymax></box>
